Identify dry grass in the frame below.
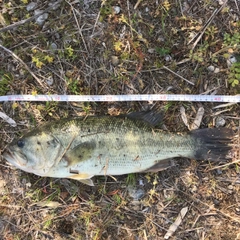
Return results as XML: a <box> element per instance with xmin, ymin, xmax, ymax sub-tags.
<box><xmin>1</xmin><ymin>0</ymin><xmax>240</xmax><ymax>239</ymax></box>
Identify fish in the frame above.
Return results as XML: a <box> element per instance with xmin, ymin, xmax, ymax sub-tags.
<box><xmin>3</xmin><ymin>111</ymin><xmax>234</xmax><ymax>186</ymax></box>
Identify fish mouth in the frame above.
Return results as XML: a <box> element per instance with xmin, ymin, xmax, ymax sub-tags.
<box><xmin>3</xmin><ymin>148</ymin><xmax>28</xmax><ymax>168</ymax></box>
<box><xmin>3</xmin><ymin>148</ymin><xmax>50</xmax><ymax>176</ymax></box>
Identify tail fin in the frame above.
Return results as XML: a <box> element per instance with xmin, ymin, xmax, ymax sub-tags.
<box><xmin>190</xmin><ymin>128</ymin><xmax>234</xmax><ymax>161</ymax></box>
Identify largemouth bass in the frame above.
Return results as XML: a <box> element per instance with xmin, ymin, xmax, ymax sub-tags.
<box><xmin>3</xmin><ymin>112</ymin><xmax>233</xmax><ymax>186</ymax></box>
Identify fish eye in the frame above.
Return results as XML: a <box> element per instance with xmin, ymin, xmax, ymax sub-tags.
<box><xmin>17</xmin><ymin>139</ymin><xmax>25</xmax><ymax>148</ymax></box>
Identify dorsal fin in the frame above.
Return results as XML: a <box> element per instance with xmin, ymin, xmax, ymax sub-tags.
<box><xmin>127</xmin><ymin>110</ymin><xmax>163</xmax><ymax>127</ymax></box>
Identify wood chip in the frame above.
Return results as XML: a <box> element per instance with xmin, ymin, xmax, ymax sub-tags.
<box><xmin>164</xmin><ymin>206</ymin><xmax>188</xmax><ymax>239</ymax></box>
<box><xmin>190</xmin><ymin>107</ymin><xmax>204</xmax><ymax>130</ymax></box>
<box><xmin>35</xmin><ymin>201</ymin><xmax>62</xmax><ymax>208</ymax></box>
<box><xmin>0</xmin><ymin>111</ymin><xmax>16</xmax><ymax>127</ymax></box>
<box><xmin>180</xmin><ymin>106</ymin><xmax>190</xmax><ymax>130</ymax></box>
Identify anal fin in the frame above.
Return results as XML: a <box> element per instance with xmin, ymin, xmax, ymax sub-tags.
<box><xmin>77</xmin><ymin>178</ymin><xmax>94</xmax><ymax>186</ymax></box>
<box><xmin>67</xmin><ymin>173</ymin><xmax>94</xmax><ymax>186</ymax></box>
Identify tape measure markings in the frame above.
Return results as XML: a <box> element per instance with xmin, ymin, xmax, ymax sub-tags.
<box><xmin>0</xmin><ymin>94</ymin><xmax>240</xmax><ymax>103</ymax></box>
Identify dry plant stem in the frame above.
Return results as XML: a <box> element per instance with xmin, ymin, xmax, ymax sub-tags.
<box><xmin>134</xmin><ymin>0</ymin><xmax>142</xmax><ymax>10</ymax></box>
<box><xmin>0</xmin><ymin>44</ymin><xmax>44</xmax><ymax>88</ymax></box>
<box><xmin>234</xmin><ymin>0</ymin><xmax>239</xmax><ymax>11</ymax></box>
<box><xmin>238</xmin><ymin>121</ymin><xmax>240</xmax><ymax>162</ymax></box>
<box><xmin>224</xmin><ymin>116</ymin><xmax>240</xmax><ymax>120</ymax></box>
<box><xmin>212</xmin><ymin>102</ymin><xmax>237</xmax><ymax>109</ymax></box>
<box><xmin>177</xmin><ymin>0</ymin><xmax>184</xmax><ymax>16</ymax></box>
<box><xmin>0</xmin><ymin>0</ymin><xmax>63</xmax><ymax>33</ymax></box>
<box><xmin>200</xmin><ymin>86</ymin><xmax>221</xmax><ymax>95</ymax></box>
<box><xmin>91</xmin><ymin>5</ymin><xmax>101</xmax><ymax>37</ymax></box>
<box><xmin>162</xmin><ymin>66</ymin><xmax>195</xmax><ymax>85</ymax></box>
<box><xmin>189</xmin><ymin>0</ymin><xmax>228</xmax><ymax>50</ymax></box>
<box><xmin>127</xmin><ymin>0</ymin><xmax>133</xmax><ymax>37</ymax></box>
<box><xmin>238</xmin><ymin>120</ymin><xmax>240</xmax><ymax>161</ymax></box>
<box><xmin>212</xmin><ymin>108</ymin><xmax>231</xmax><ymax>116</ymax></box>
<box><xmin>67</xmin><ymin>1</ymin><xmax>89</xmax><ymax>53</ymax></box>
<box><xmin>208</xmin><ymin>159</ymin><xmax>240</xmax><ymax>170</ymax></box>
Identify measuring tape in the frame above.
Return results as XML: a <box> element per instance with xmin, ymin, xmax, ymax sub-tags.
<box><xmin>0</xmin><ymin>94</ymin><xmax>240</xmax><ymax>102</ymax></box>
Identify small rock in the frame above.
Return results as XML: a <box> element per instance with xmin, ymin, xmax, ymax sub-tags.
<box><xmin>26</xmin><ymin>182</ymin><xmax>32</xmax><ymax>188</ymax></box>
<box><xmin>111</xmin><ymin>56</ymin><xmax>119</xmax><ymax>66</ymax></box>
<box><xmin>217</xmin><ymin>0</ymin><xmax>225</xmax><ymax>5</ymax></box>
<box><xmin>55</xmin><ymin>32</ymin><xmax>60</xmax><ymax>39</ymax></box>
<box><xmin>113</xmin><ymin>6</ymin><xmax>121</xmax><ymax>14</ymax></box>
<box><xmin>50</xmin><ymin>42</ymin><xmax>58</xmax><ymax>51</ymax></box>
<box><xmin>26</xmin><ymin>2</ymin><xmax>37</xmax><ymax>11</ymax></box>
<box><xmin>227</xmin><ymin>55</ymin><xmax>237</xmax><ymax>67</ymax></box>
<box><xmin>215</xmin><ymin>116</ymin><xmax>226</xmax><ymax>127</ymax></box>
<box><xmin>48</xmin><ymin>1</ymin><xmax>61</xmax><ymax>11</ymax></box>
<box><xmin>139</xmin><ymin>179</ymin><xmax>144</xmax><ymax>186</ymax></box>
<box><xmin>148</xmin><ymin>48</ymin><xmax>155</xmax><ymax>54</ymax></box>
<box><xmin>145</xmin><ymin>7</ymin><xmax>149</xmax><ymax>12</ymax></box>
<box><xmin>128</xmin><ymin>186</ymin><xmax>145</xmax><ymax>200</ymax></box>
<box><xmin>213</xmin><ymin>198</ymin><xmax>220</xmax><ymax>206</ymax></box>
<box><xmin>190</xmin><ymin>185</ymin><xmax>197</xmax><ymax>193</ymax></box>
<box><xmin>165</xmin><ymin>55</ymin><xmax>172</xmax><ymax>62</ymax></box>
<box><xmin>216</xmin><ymin>169</ymin><xmax>222</xmax><ymax>175</ymax></box>
<box><xmin>207</xmin><ymin>65</ymin><xmax>215</xmax><ymax>72</ymax></box>
<box><xmin>157</xmin><ymin>36</ymin><xmax>165</xmax><ymax>42</ymax></box>
<box><xmin>229</xmin><ymin>55</ymin><xmax>237</xmax><ymax>63</ymax></box>
<box><xmin>34</xmin><ymin>10</ymin><xmax>48</xmax><ymax>25</ymax></box>
<box><xmin>46</xmin><ymin>76</ymin><xmax>54</xmax><ymax>86</ymax></box>
<box><xmin>214</xmin><ymin>67</ymin><xmax>220</xmax><ymax>73</ymax></box>
<box><xmin>102</xmin><ymin>42</ymin><xmax>106</xmax><ymax>48</ymax></box>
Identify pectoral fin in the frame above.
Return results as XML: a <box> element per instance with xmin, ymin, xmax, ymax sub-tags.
<box><xmin>67</xmin><ymin>173</ymin><xmax>94</xmax><ymax>186</ymax></box>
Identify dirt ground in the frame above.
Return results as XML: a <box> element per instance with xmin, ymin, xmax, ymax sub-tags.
<box><xmin>0</xmin><ymin>0</ymin><xmax>240</xmax><ymax>239</ymax></box>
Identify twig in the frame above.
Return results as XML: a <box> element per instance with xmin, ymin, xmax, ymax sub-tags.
<box><xmin>0</xmin><ymin>44</ymin><xmax>45</xmax><ymax>88</ymax></box>
<box><xmin>0</xmin><ymin>0</ymin><xmax>63</xmax><ymax>33</ymax></box>
<box><xmin>162</xmin><ymin>65</ymin><xmax>195</xmax><ymax>85</ymax></box>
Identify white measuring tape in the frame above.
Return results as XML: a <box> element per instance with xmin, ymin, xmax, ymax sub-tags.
<box><xmin>0</xmin><ymin>94</ymin><xmax>239</xmax><ymax>102</ymax></box>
